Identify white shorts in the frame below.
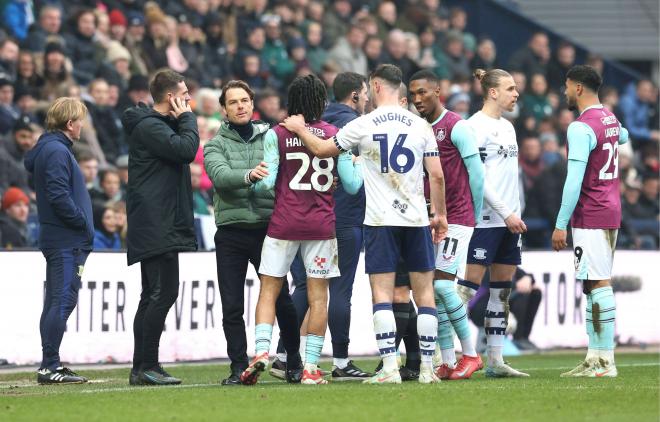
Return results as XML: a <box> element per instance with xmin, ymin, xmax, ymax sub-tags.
<box><xmin>571</xmin><ymin>228</ymin><xmax>618</xmax><ymax>280</ymax></box>
<box><xmin>434</xmin><ymin>224</ymin><xmax>474</xmax><ymax>279</ymax></box>
<box><xmin>259</xmin><ymin>236</ymin><xmax>340</xmax><ymax>279</ymax></box>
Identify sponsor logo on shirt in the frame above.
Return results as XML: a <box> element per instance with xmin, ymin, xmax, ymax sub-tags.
<box><xmin>497</xmin><ymin>144</ymin><xmax>518</xmax><ymax>158</ymax></box>
<box><xmin>392</xmin><ymin>199</ymin><xmax>408</xmax><ymax>214</ymax></box>
<box><xmin>600</xmin><ymin>115</ymin><xmax>617</xmax><ymax>125</ymax></box>
<box><xmin>473</xmin><ymin>248</ymin><xmax>487</xmax><ymax>260</ymax></box>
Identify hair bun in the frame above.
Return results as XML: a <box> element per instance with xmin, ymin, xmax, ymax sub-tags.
<box><xmin>473</xmin><ymin>69</ymin><xmax>487</xmax><ymax>81</ymax></box>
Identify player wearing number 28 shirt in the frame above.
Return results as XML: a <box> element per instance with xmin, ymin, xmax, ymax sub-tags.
<box><xmin>552</xmin><ymin>65</ymin><xmax>628</xmax><ymax>379</ymax></box>
<box><xmin>240</xmin><ymin>75</ymin><xmax>363</xmax><ymax>386</ymax></box>
<box><xmin>281</xmin><ymin>65</ymin><xmax>449</xmax><ymax>385</ymax></box>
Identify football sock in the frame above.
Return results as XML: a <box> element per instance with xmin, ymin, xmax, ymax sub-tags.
<box><xmin>456</xmin><ymin>279</ymin><xmax>479</xmax><ymax>304</ymax></box>
<box><xmin>590</xmin><ymin>286</ymin><xmax>616</xmax><ymax>363</ymax></box>
<box><xmin>304</xmin><ymin>334</ymin><xmax>324</xmax><ymax>369</ymax></box>
<box><xmin>417</xmin><ymin>307</ymin><xmax>438</xmax><ymax>368</ymax></box>
<box><xmin>435</xmin><ymin>279</ymin><xmax>477</xmax><ymax>357</ymax></box>
<box><xmin>373</xmin><ymin>303</ymin><xmax>398</xmax><ymax>372</ymax></box>
<box><xmin>392</xmin><ymin>302</ymin><xmax>410</xmax><ymax>349</ymax></box>
<box><xmin>435</xmin><ymin>295</ymin><xmax>456</xmax><ymax>365</ymax></box>
<box><xmin>403</xmin><ymin>301</ymin><xmax>421</xmax><ymax>370</ymax></box>
<box><xmin>299</xmin><ymin>335</ymin><xmax>307</xmax><ymax>361</ymax></box>
<box><xmin>485</xmin><ymin>281</ymin><xmax>511</xmax><ymax>366</ymax></box>
<box><xmin>585</xmin><ymin>293</ymin><xmax>598</xmax><ymax>360</ymax></box>
<box><xmin>333</xmin><ymin>358</ymin><xmax>350</xmax><ymax>369</ymax></box>
<box><xmin>255</xmin><ymin>323</ymin><xmax>273</xmax><ymax>355</ymax></box>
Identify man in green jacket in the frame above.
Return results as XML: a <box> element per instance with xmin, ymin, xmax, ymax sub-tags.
<box><xmin>204</xmin><ymin>80</ymin><xmax>301</xmax><ymax>386</ymax></box>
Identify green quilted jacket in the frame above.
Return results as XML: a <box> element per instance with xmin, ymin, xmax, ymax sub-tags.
<box><xmin>203</xmin><ymin>120</ymin><xmax>274</xmax><ymax>227</ymax></box>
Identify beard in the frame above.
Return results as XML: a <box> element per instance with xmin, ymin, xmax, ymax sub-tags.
<box><xmin>566</xmin><ymin>96</ymin><xmax>577</xmax><ymax>111</ymax></box>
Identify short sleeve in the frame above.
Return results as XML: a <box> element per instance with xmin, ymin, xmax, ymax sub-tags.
<box><xmin>567</xmin><ymin>122</ymin><xmax>597</xmax><ymax>163</ymax></box>
<box><xmin>335</xmin><ymin>116</ymin><xmax>363</xmax><ymax>152</ymax></box>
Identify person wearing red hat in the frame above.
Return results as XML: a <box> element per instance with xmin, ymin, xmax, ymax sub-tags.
<box><xmin>0</xmin><ymin>187</ymin><xmax>30</xmax><ymax>249</ymax></box>
<box><xmin>109</xmin><ymin>9</ymin><xmax>127</xmax><ymax>42</ymax></box>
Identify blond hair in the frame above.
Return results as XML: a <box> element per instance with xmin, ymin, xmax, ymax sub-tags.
<box><xmin>474</xmin><ymin>68</ymin><xmax>511</xmax><ymax>99</ymax></box>
<box><xmin>45</xmin><ymin>97</ymin><xmax>88</xmax><ymax>131</ymax></box>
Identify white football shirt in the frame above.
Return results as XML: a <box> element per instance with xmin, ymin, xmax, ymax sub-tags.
<box><xmin>335</xmin><ymin>105</ymin><xmax>438</xmax><ymax>227</ymax></box>
<box><xmin>467</xmin><ymin>111</ymin><xmax>521</xmax><ymax>228</ymax></box>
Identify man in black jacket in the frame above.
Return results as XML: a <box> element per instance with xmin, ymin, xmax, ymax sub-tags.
<box><xmin>122</xmin><ymin>69</ymin><xmax>199</xmax><ymax>386</ymax></box>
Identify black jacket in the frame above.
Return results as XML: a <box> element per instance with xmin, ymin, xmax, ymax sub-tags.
<box><xmin>121</xmin><ymin>104</ymin><xmax>199</xmax><ymax>265</ymax></box>
<box><xmin>24</xmin><ymin>131</ymin><xmax>94</xmax><ymax>250</ymax></box>
<box><xmin>0</xmin><ymin>212</ymin><xmax>27</xmax><ymax>249</ymax></box>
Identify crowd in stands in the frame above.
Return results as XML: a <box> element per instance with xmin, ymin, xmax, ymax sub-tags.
<box><xmin>0</xmin><ymin>0</ymin><xmax>658</xmax><ymax>251</ymax></box>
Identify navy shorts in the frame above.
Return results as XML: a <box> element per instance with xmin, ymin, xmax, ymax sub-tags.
<box><xmin>466</xmin><ymin>227</ymin><xmax>521</xmax><ymax>266</ymax></box>
<box><xmin>364</xmin><ymin>226</ymin><xmax>434</xmax><ymax>274</ymax></box>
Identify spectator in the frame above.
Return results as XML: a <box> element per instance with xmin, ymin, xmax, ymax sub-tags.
<box><xmin>233</xmin><ymin>24</ymin><xmax>267</xmax><ymax>76</ymax></box>
<box><xmin>202</xmin><ymin>12</ymin><xmax>232</xmax><ymax>89</ymax></box>
<box><xmin>174</xmin><ymin>13</ymin><xmax>205</xmax><ymax>83</ymax></box>
<box><xmin>519</xmin><ymin>136</ymin><xmax>544</xmax><ymax>194</ymax></box>
<box><xmin>638</xmin><ymin>175</ymin><xmax>659</xmax><ymax>218</ymax></box>
<box><xmin>190</xmin><ymin>162</ymin><xmax>211</xmax><ymax>216</ymax></box>
<box><xmin>376</xmin><ymin>1</ymin><xmax>415</xmax><ymax>40</ymax></box>
<box><xmin>84</xmin><ymin>78</ymin><xmax>124</xmax><ymax>163</ymax></box>
<box><xmin>63</xmin><ymin>8</ymin><xmax>103</xmax><ymax>85</ymax></box>
<box><xmin>40</xmin><ymin>42</ymin><xmax>75</xmax><ymax>102</ymax></box>
<box><xmin>90</xmin><ymin>167</ymin><xmax>122</xmax><ymax>206</ymax></box>
<box><xmin>328</xmin><ymin>24</ymin><xmax>368</xmax><ymax>76</ymax></box>
<box><xmin>381</xmin><ymin>29</ymin><xmax>420</xmax><ymax>83</ymax></box>
<box><xmin>363</xmin><ymin>35</ymin><xmax>384</xmax><ymax>73</ymax></box>
<box><xmin>92</xmin><ymin>204</ymin><xmax>121</xmax><ymax>250</ymax></box>
<box><xmin>522</xmin><ymin>73</ymin><xmax>553</xmax><ymax>121</ymax></box>
<box><xmin>262</xmin><ymin>14</ymin><xmax>295</xmax><ymax>81</ymax></box>
<box><xmin>600</xmin><ymin>86</ymin><xmax>621</xmax><ymax>115</ymax></box>
<box><xmin>448</xmin><ymin>7</ymin><xmax>476</xmax><ymax>59</ymax></box>
<box><xmin>0</xmin><ymin>114</ymin><xmax>35</xmax><ymax>192</ymax></box>
<box><xmin>108</xmin><ymin>9</ymin><xmax>127</xmax><ymax>43</ymax></box>
<box><xmin>98</xmin><ymin>41</ymin><xmax>133</xmax><ymax>89</ymax></box>
<box><xmin>141</xmin><ymin>9</ymin><xmax>170</xmax><ymax>73</ymax></box>
<box><xmin>116</xmin><ymin>154</ymin><xmax>129</xmax><ymax>197</ymax></box>
<box><xmin>303</xmin><ymin>21</ymin><xmax>326</xmax><ymax>75</ymax></box>
<box><xmin>21</xmin><ymin>4</ymin><xmax>63</xmax><ymax>53</ymax></box>
<box><xmin>116</xmin><ymin>74</ymin><xmax>151</xmax><ymax>114</ymax></box>
<box><xmin>546</xmin><ymin>41</ymin><xmax>576</xmax><ymax>93</ymax></box>
<box><xmin>77</xmin><ymin>150</ymin><xmax>99</xmax><ymax>191</ymax></box>
<box><xmin>322</xmin><ymin>0</ymin><xmax>352</xmax><ymax>47</ymax></box>
<box><xmin>508</xmin><ymin>31</ymin><xmax>550</xmax><ymax>77</ymax></box>
<box><xmin>123</xmin><ymin>12</ymin><xmax>149</xmax><ymax>76</ymax></box>
<box><xmin>470</xmin><ymin>37</ymin><xmax>498</xmax><ymax>71</ymax></box>
<box><xmin>13</xmin><ymin>51</ymin><xmax>44</xmax><ymax>97</ymax></box>
<box><xmin>112</xmin><ymin>200</ymin><xmax>127</xmax><ymax>248</ymax></box>
<box><xmin>509</xmin><ymin>268</ymin><xmax>542</xmax><ymax>351</ymax></box>
<box><xmin>238</xmin><ymin>53</ymin><xmax>270</xmax><ymax>91</ymax></box>
<box><xmin>443</xmin><ymin>30</ymin><xmax>470</xmax><ymax>80</ymax></box>
<box><xmin>0</xmin><ymin>187</ymin><xmax>30</xmax><ymax>249</ymax></box>
<box><xmin>0</xmin><ymin>38</ymin><xmax>19</xmax><ymax>81</ymax></box>
<box><xmin>619</xmin><ymin>79</ymin><xmax>660</xmax><ymax>143</ymax></box>
<box><xmin>0</xmin><ymin>78</ymin><xmax>19</xmax><ymax>135</ymax></box>
<box><xmin>254</xmin><ymin>88</ymin><xmax>284</xmax><ymax>126</ymax></box>
<box><xmin>539</xmin><ymin>132</ymin><xmax>562</xmax><ymax>166</ymax></box>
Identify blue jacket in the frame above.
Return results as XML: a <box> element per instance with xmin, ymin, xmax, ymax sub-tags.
<box><xmin>619</xmin><ymin>84</ymin><xmax>654</xmax><ymax>142</ymax></box>
<box><xmin>24</xmin><ymin>131</ymin><xmax>94</xmax><ymax>250</ymax></box>
<box><xmin>93</xmin><ymin>230</ymin><xmax>121</xmax><ymax>250</ymax></box>
<box><xmin>322</xmin><ymin>103</ymin><xmax>365</xmax><ymax>228</ymax></box>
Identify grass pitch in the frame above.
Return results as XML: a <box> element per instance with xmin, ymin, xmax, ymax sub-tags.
<box><xmin>0</xmin><ymin>352</ymin><xmax>658</xmax><ymax>422</ymax></box>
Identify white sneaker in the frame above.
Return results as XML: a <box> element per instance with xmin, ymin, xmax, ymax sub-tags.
<box><xmin>560</xmin><ymin>360</ymin><xmax>592</xmax><ymax>378</ymax></box>
<box><xmin>485</xmin><ymin>362</ymin><xmax>530</xmax><ymax>378</ymax></box>
<box><xmin>362</xmin><ymin>369</ymin><xmax>402</xmax><ymax>384</ymax></box>
<box><xmin>418</xmin><ymin>369</ymin><xmax>440</xmax><ymax>384</ymax></box>
<box><xmin>581</xmin><ymin>358</ymin><xmax>618</xmax><ymax>378</ymax></box>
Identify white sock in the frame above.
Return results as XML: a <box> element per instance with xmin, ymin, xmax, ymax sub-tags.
<box><xmin>277</xmin><ymin>352</ymin><xmax>287</xmax><ymax>363</ymax></box>
<box><xmin>459</xmin><ymin>337</ymin><xmax>477</xmax><ymax>358</ymax></box>
<box><xmin>417</xmin><ymin>307</ymin><xmax>438</xmax><ymax>371</ymax></box>
<box><xmin>304</xmin><ymin>362</ymin><xmax>317</xmax><ymax>372</ymax></box>
<box><xmin>441</xmin><ymin>348</ymin><xmax>457</xmax><ymax>368</ymax></box>
<box><xmin>373</xmin><ymin>304</ymin><xmax>398</xmax><ymax>372</ymax></box>
<box><xmin>598</xmin><ymin>349</ymin><xmax>615</xmax><ymax>364</ymax></box>
<box><xmin>333</xmin><ymin>358</ymin><xmax>350</xmax><ymax>369</ymax></box>
<box><xmin>485</xmin><ymin>282</ymin><xmax>511</xmax><ymax>366</ymax></box>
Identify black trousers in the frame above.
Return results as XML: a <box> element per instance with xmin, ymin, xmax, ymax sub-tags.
<box><xmin>133</xmin><ymin>252</ymin><xmax>180</xmax><ymax>371</ymax></box>
<box><xmin>215</xmin><ymin>226</ymin><xmax>299</xmax><ymax>373</ymax></box>
<box><xmin>510</xmin><ymin>289</ymin><xmax>543</xmax><ymax>340</ymax></box>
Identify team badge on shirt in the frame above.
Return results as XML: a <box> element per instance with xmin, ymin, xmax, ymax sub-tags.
<box><xmin>314</xmin><ymin>256</ymin><xmax>326</xmax><ymax>269</ymax></box>
<box><xmin>435</xmin><ymin>128</ymin><xmax>446</xmax><ymax>142</ymax></box>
